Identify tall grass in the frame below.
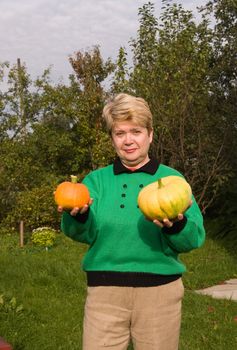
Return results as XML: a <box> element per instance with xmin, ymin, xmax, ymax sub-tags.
<box><xmin>0</xmin><ymin>227</ymin><xmax>236</xmax><ymax>350</ymax></box>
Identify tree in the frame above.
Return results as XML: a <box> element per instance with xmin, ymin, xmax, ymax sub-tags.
<box><xmin>126</xmin><ymin>1</ymin><xmax>233</xmax><ymax>212</ymax></box>
<box><xmin>0</xmin><ymin>64</ymin><xmax>80</xmax><ymax>228</ymax></box>
<box><xmin>204</xmin><ymin>0</ymin><xmax>237</xmax><ymax>173</ymax></box>
<box><xmin>0</xmin><ymin>49</ymin><xmax>116</xmax><ymax>230</ymax></box>
<box><xmin>1</xmin><ymin>60</ymin><xmax>39</xmax><ymax>140</ymax></box>
<box><xmin>69</xmin><ymin>46</ymin><xmax>115</xmax><ymax>170</ymax></box>
<box><xmin>129</xmin><ymin>2</ymin><xmax>159</xmax><ymax>100</ymax></box>
<box><xmin>199</xmin><ymin>0</ymin><xmax>237</xmax><ymax>236</ymax></box>
<box><xmin>111</xmin><ymin>47</ymin><xmax>130</xmax><ymax>94</ymax></box>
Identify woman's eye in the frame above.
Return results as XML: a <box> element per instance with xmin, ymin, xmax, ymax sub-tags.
<box><xmin>113</xmin><ymin>129</ymin><xmax>142</xmax><ymax>137</ymax></box>
<box><xmin>115</xmin><ymin>132</ymin><xmax>124</xmax><ymax>137</ymax></box>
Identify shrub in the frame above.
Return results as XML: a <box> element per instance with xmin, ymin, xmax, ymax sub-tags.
<box><xmin>31</xmin><ymin>227</ymin><xmax>57</xmax><ymax>248</ymax></box>
<box><xmin>1</xmin><ymin>182</ymin><xmax>61</xmax><ymax>232</ymax></box>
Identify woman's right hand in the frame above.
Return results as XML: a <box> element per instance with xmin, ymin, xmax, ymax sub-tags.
<box><xmin>57</xmin><ymin>198</ymin><xmax>93</xmax><ymax>216</ymax></box>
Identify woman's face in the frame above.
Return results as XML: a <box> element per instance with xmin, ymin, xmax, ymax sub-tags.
<box><xmin>111</xmin><ymin>121</ymin><xmax>153</xmax><ymax>168</ymax></box>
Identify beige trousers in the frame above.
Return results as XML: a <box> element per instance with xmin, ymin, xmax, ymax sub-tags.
<box><xmin>83</xmin><ymin>278</ymin><xmax>184</xmax><ymax>350</ymax></box>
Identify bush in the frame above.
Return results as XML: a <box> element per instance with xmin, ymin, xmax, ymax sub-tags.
<box><xmin>31</xmin><ymin>227</ymin><xmax>57</xmax><ymax>248</ymax></box>
<box><xmin>1</xmin><ymin>182</ymin><xmax>61</xmax><ymax>232</ymax></box>
<box><xmin>207</xmin><ymin>177</ymin><xmax>237</xmax><ymax>241</ymax></box>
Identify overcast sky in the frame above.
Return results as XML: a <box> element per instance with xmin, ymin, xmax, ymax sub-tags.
<box><xmin>0</xmin><ymin>0</ymin><xmax>208</xmax><ymax>85</ymax></box>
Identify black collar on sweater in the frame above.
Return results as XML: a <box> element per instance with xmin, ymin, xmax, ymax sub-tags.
<box><xmin>113</xmin><ymin>158</ymin><xmax>159</xmax><ymax>175</ymax></box>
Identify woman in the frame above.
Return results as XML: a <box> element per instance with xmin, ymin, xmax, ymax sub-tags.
<box><xmin>59</xmin><ymin>93</ymin><xmax>205</xmax><ymax>350</ymax></box>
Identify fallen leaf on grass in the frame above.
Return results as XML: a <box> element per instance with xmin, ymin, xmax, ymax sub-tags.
<box><xmin>207</xmin><ymin>306</ymin><xmax>215</xmax><ymax>313</ymax></box>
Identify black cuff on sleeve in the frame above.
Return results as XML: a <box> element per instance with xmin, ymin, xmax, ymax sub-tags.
<box><xmin>162</xmin><ymin>216</ymin><xmax>187</xmax><ymax>235</ymax></box>
<box><xmin>73</xmin><ymin>208</ymin><xmax>90</xmax><ymax>223</ymax></box>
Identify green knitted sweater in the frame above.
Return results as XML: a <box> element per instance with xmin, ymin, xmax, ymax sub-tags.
<box><xmin>61</xmin><ymin>159</ymin><xmax>205</xmax><ymax>281</ymax></box>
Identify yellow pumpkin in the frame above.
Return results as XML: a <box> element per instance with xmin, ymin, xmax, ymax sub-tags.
<box><xmin>54</xmin><ymin>175</ymin><xmax>90</xmax><ymax>210</ymax></box>
<box><xmin>137</xmin><ymin>175</ymin><xmax>192</xmax><ymax>221</ymax></box>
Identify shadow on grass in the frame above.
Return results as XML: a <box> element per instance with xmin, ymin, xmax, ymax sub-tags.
<box><xmin>204</xmin><ymin>217</ymin><xmax>237</xmax><ymax>265</ymax></box>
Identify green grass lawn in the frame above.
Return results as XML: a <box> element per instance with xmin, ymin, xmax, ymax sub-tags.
<box><xmin>0</xmin><ymin>228</ymin><xmax>237</xmax><ymax>350</ymax></box>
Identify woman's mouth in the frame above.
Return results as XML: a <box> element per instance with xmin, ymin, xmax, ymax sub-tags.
<box><xmin>124</xmin><ymin>148</ymin><xmax>137</xmax><ymax>153</ymax></box>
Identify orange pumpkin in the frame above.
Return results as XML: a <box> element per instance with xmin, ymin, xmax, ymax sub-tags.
<box><xmin>54</xmin><ymin>175</ymin><xmax>90</xmax><ymax>210</ymax></box>
<box><xmin>137</xmin><ymin>175</ymin><xmax>192</xmax><ymax>221</ymax></box>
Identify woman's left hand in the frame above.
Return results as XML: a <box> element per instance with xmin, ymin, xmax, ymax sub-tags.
<box><xmin>152</xmin><ymin>199</ymin><xmax>193</xmax><ymax>228</ymax></box>
<box><xmin>153</xmin><ymin>213</ymin><xmax>184</xmax><ymax>228</ymax></box>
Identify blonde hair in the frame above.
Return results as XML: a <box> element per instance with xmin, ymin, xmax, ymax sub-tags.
<box><xmin>102</xmin><ymin>93</ymin><xmax>153</xmax><ymax>134</ymax></box>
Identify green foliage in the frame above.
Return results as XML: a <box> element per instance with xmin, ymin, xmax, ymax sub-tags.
<box><xmin>204</xmin><ymin>0</ymin><xmax>237</xmax><ymax>189</ymax></box>
<box><xmin>126</xmin><ymin>1</ymin><xmax>235</xmax><ymax>213</ymax></box>
<box><xmin>135</xmin><ymin>5</ymin><xmax>198</xmax><ymax>156</ymax></box>
<box><xmin>31</xmin><ymin>227</ymin><xmax>57</xmax><ymax>248</ymax></box>
<box><xmin>2</xmin><ymin>181</ymin><xmax>60</xmax><ymax>231</ymax></box>
<box><xmin>129</xmin><ymin>2</ymin><xmax>159</xmax><ymax>100</ymax></box>
<box><xmin>0</xmin><ymin>295</ymin><xmax>24</xmax><ymax>315</ymax></box>
<box><xmin>69</xmin><ymin>46</ymin><xmax>115</xmax><ymax>170</ymax></box>
<box><xmin>0</xmin><ymin>138</ymin><xmax>46</xmax><ymax>223</ymax></box>
<box><xmin>1</xmin><ymin>60</ymin><xmax>41</xmax><ymax>140</ymax></box>
<box><xmin>0</xmin><ymin>49</ymin><xmax>116</xmax><ymax>231</ymax></box>
<box><xmin>206</xmin><ymin>178</ymin><xmax>237</xmax><ymax>240</ymax></box>
<box><xmin>111</xmin><ymin>47</ymin><xmax>130</xmax><ymax>94</ymax></box>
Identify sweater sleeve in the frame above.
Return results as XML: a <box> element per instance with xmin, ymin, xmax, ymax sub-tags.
<box><xmin>60</xmin><ymin>172</ymin><xmax>99</xmax><ymax>245</ymax></box>
<box><xmin>61</xmin><ymin>210</ymin><xmax>97</xmax><ymax>245</ymax></box>
<box><xmin>160</xmin><ymin>195</ymin><xmax>205</xmax><ymax>253</ymax></box>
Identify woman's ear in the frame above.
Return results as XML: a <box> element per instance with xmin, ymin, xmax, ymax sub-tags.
<box><xmin>110</xmin><ymin>131</ymin><xmax>115</xmax><ymax>145</ymax></box>
<box><xmin>149</xmin><ymin>128</ymin><xmax>154</xmax><ymax>143</ymax></box>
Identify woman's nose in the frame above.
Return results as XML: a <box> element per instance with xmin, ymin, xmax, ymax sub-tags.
<box><xmin>124</xmin><ymin>133</ymin><xmax>133</xmax><ymax>144</ymax></box>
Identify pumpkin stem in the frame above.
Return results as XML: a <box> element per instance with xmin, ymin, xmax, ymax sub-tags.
<box><xmin>158</xmin><ymin>178</ymin><xmax>163</xmax><ymax>188</ymax></box>
<box><xmin>70</xmin><ymin>175</ymin><xmax>78</xmax><ymax>184</ymax></box>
